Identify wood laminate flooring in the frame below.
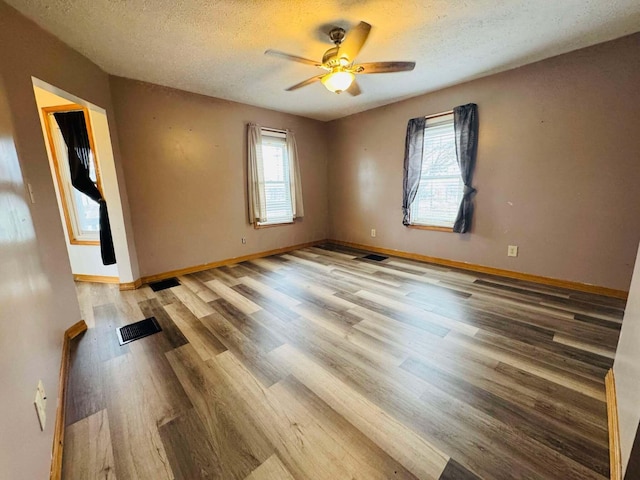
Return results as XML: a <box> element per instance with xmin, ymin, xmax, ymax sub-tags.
<box><xmin>63</xmin><ymin>244</ymin><xmax>625</xmax><ymax>480</ymax></box>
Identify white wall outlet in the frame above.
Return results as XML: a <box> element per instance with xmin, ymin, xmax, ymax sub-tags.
<box><xmin>241</xmin><ymin>237</ymin><xmax>246</xmax><ymax>245</ymax></box>
<box><xmin>371</xmin><ymin>229</ymin><xmax>376</xmax><ymax>238</ymax></box>
<box><xmin>34</xmin><ymin>380</ymin><xmax>47</xmax><ymax>431</ymax></box>
<box><xmin>507</xmin><ymin>245</ymin><xmax>518</xmax><ymax>257</ymax></box>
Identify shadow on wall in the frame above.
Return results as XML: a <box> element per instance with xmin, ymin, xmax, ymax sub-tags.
<box><xmin>627</xmin><ymin>425</ymin><xmax>640</xmax><ymax>479</ymax></box>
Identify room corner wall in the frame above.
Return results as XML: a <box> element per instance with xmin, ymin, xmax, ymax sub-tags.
<box><xmin>108</xmin><ymin>77</ymin><xmax>330</xmax><ymax>278</ymax></box>
<box><xmin>0</xmin><ymin>71</ymin><xmax>68</xmax><ymax>480</ymax></box>
<box><xmin>614</xmin><ymin>242</ymin><xmax>640</xmax><ymax>475</ymax></box>
<box><xmin>0</xmin><ymin>1</ymin><xmax>140</xmax><ymax>285</ymax></box>
<box><xmin>0</xmin><ymin>2</ymin><xmax>137</xmax><ymax>477</ymax></box>
<box><xmin>326</xmin><ymin>33</ymin><xmax>640</xmax><ymax>292</ymax></box>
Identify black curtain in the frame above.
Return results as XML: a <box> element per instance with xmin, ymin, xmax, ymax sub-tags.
<box><xmin>54</xmin><ymin>111</ymin><xmax>116</xmax><ymax>265</ymax></box>
<box><xmin>402</xmin><ymin>117</ymin><xmax>426</xmax><ymax>225</ymax></box>
<box><xmin>452</xmin><ymin>103</ymin><xmax>479</xmax><ymax>234</ymax></box>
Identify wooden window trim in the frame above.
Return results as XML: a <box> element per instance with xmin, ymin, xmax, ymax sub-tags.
<box><xmin>407</xmin><ymin>224</ymin><xmax>454</xmax><ymax>233</ymax></box>
<box><xmin>42</xmin><ymin>104</ymin><xmax>103</xmax><ymax>246</ymax></box>
<box><xmin>254</xmin><ymin>220</ymin><xmax>295</xmax><ymax>229</ymax></box>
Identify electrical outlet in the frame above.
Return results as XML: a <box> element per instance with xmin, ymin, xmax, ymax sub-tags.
<box><xmin>241</xmin><ymin>237</ymin><xmax>246</xmax><ymax>245</ymax></box>
<box><xmin>507</xmin><ymin>245</ymin><xmax>518</xmax><ymax>257</ymax></box>
<box><xmin>371</xmin><ymin>229</ymin><xmax>376</xmax><ymax>238</ymax></box>
<box><xmin>34</xmin><ymin>380</ymin><xmax>46</xmax><ymax>431</ymax></box>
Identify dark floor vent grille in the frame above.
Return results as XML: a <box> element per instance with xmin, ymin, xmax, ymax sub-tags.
<box><xmin>149</xmin><ymin>277</ymin><xmax>180</xmax><ymax>292</ymax></box>
<box><xmin>116</xmin><ymin>317</ymin><xmax>162</xmax><ymax>345</ymax></box>
<box><xmin>363</xmin><ymin>254</ymin><xmax>388</xmax><ymax>262</ymax></box>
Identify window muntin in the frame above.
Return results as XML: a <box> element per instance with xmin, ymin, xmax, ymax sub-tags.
<box><xmin>410</xmin><ymin>113</ymin><xmax>463</xmax><ymax>228</ymax></box>
<box><xmin>258</xmin><ymin>131</ymin><xmax>293</xmax><ymax>225</ymax></box>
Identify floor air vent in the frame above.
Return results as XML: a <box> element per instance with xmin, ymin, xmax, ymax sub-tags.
<box><xmin>116</xmin><ymin>317</ymin><xmax>162</xmax><ymax>345</ymax></box>
<box><xmin>149</xmin><ymin>277</ymin><xmax>180</xmax><ymax>292</ymax></box>
<box><xmin>363</xmin><ymin>254</ymin><xmax>388</xmax><ymax>262</ymax></box>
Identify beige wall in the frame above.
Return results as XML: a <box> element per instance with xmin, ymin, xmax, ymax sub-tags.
<box><xmin>0</xmin><ymin>2</ymin><xmax>139</xmax><ymax>285</ymax></box>
<box><xmin>0</xmin><ymin>3</ymin><xmax>137</xmax><ymax>477</ymax></box>
<box><xmin>109</xmin><ymin>77</ymin><xmax>329</xmax><ymax>277</ymax></box>
<box><xmin>327</xmin><ymin>33</ymin><xmax>640</xmax><ymax>291</ymax></box>
<box><xmin>0</xmin><ymin>73</ymin><xmax>66</xmax><ymax>480</ymax></box>
<box><xmin>614</xmin><ymin>242</ymin><xmax>640</xmax><ymax>475</ymax></box>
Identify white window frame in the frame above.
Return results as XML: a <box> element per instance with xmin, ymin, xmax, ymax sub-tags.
<box><xmin>410</xmin><ymin>112</ymin><xmax>463</xmax><ymax>230</ymax></box>
<box><xmin>257</xmin><ymin>129</ymin><xmax>294</xmax><ymax>227</ymax></box>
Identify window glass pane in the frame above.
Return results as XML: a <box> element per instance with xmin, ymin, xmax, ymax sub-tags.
<box><xmin>410</xmin><ymin>115</ymin><xmax>463</xmax><ymax>228</ymax></box>
<box><xmin>73</xmin><ymin>189</ymin><xmax>100</xmax><ymax>234</ymax></box>
<box><xmin>50</xmin><ymin>114</ymin><xmax>101</xmax><ymax>241</ymax></box>
<box><xmin>260</xmin><ymin>131</ymin><xmax>293</xmax><ymax>225</ymax></box>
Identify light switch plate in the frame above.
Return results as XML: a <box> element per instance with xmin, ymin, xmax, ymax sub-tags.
<box><xmin>34</xmin><ymin>380</ymin><xmax>46</xmax><ymax>431</ymax></box>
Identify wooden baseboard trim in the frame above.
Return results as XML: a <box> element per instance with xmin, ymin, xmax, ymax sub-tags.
<box><xmin>50</xmin><ymin>320</ymin><xmax>88</xmax><ymax>480</ymax></box>
<box><xmin>73</xmin><ymin>274</ymin><xmax>120</xmax><ymax>284</ymax></box>
<box><xmin>119</xmin><ymin>278</ymin><xmax>143</xmax><ymax>291</ymax></box>
<box><xmin>139</xmin><ymin>239</ymin><xmax>327</xmax><ymax>285</ymax></box>
<box><xmin>606</xmin><ymin>369</ymin><xmax>622</xmax><ymax>480</ymax></box>
<box><xmin>328</xmin><ymin>239</ymin><xmax>628</xmax><ymax>299</ymax></box>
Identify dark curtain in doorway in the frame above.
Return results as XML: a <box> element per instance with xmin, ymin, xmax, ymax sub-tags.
<box><xmin>54</xmin><ymin>111</ymin><xmax>116</xmax><ymax>265</ymax></box>
<box><xmin>452</xmin><ymin>103</ymin><xmax>479</xmax><ymax>234</ymax></box>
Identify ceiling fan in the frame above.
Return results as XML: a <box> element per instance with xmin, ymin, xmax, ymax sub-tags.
<box><xmin>265</xmin><ymin>21</ymin><xmax>416</xmax><ymax>96</ymax></box>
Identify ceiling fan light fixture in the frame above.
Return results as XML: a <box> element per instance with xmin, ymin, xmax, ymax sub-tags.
<box><xmin>321</xmin><ymin>70</ymin><xmax>355</xmax><ymax>94</ymax></box>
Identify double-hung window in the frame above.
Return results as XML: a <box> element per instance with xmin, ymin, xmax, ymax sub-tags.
<box><xmin>43</xmin><ymin>106</ymin><xmax>102</xmax><ymax>244</ymax></box>
<box><xmin>410</xmin><ymin>113</ymin><xmax>463</xmax><ymax>229</ymax></box>
<box><xmin>259</xmin><ymin>131</ymin><xmax>294</xmax><ymax>225</ymax></box>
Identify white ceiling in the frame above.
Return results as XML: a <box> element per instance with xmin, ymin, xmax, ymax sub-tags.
<box><xmin>7</xmin><ymin>0</ymin><xmax>640</xmax><ymax>121</ymax></box>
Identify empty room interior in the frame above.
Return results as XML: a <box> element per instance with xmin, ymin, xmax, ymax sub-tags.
<box><xmin>2</xmin><ymin>1</ymin><xmax>640</xmax><ymax>479</ymax></box>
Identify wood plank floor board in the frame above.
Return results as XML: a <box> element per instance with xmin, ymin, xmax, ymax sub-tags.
<box><xmin>210</xmin><ymin>298</ymin><xmax>285</xmax><ymax>353</ymax></box>
<box><xmin>94</xmin><ymin>303</ymin><xmax>130</xmax><ymax>363</ymax></box>
<box><xmin>102</xmin><ymin>353</ymin><xmax>175</xmax><ymax>480</ymax></box>
<box><xmin>158</xmin><ymin>408</ymin><xmax>221</xmax><ymax>479</ymax></box>
<box><xmin>401</xmin><ymin>356</ymin><xmax>609</xmax><ymax>475</ymax></box>
<box><xmin>166</xmin><ymin>345</ymin><xmax>273</xmax><ymax>479</ymax></box>
<box><xmin>164</xmin><ymin>301</ymin><xmax>228</xmax><ymax>361</ymax></box>
<box><xmin>64</xmin><ymin>328</ymin><xmax>106</xmax><ymax>426</ymax></box>
<box><xmin>233</xmin><ymin>283</ymin><xmax>302</xmax><ymax>324</ymax></box>
<box><xmin>62</xmin><ymin>409</ymin><xmax>117</xmax><ymax>480</ymax></box>
<box><xmin>65</xmin><ymin>245</ymin><xmax>622</xmax><ymax>480</ymax></box>
<box><xmin>245</xmin><ymin>454</ymin><xmax>296</xmax><ymax>480</ymax></box>
<box><xmin>138</xmin><ymin>298</ymin><xmax>189</xmax><ymax>351</ymax></box>
<box><xmin>437</xmin><ymin>458</ymin><xmax>483</xmax><ymax>480</ymax></box>
<box><xmin>199</xmin><ymin>310</ymin><xmax>284</xmax><ymax>387</ymax></box>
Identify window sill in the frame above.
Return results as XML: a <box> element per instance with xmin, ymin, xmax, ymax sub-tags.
<box><xmin>70</xmin><ymin>238</ymin><xmax>101</xmax><ymax>246</ymax></box>
<box><xmin>407</xmin><ymin>224</ymin><xmax>454</xmax><ymax>233</ymax></box>
<box><xmin>254</xmin><ymin>221</ymin><xmax>295</xmax><ymax>229</ymax></box>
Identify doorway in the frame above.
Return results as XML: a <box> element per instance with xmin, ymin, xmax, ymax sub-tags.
<box><xmin>32</xmin><ymin>78</ymin><xmax>138</xmax><ymax>286</ymax></box>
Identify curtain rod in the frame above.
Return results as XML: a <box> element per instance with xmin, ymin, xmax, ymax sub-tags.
<box><xmin>261</xmin><ymin>127</ymin><xmax>289</xmax><ymax>134</ymax></box>
<box><xmin>425</xmin><ymin>110</ymin><xmax>453</xmax><ymax>120</ymax></box>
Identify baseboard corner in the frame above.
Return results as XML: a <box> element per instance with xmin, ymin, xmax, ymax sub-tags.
<box><xmin>119</xmin><ymin>278</ymin><xmax>143</xmax><ymax>291</ymax></box>
<box><xmin>50</xmin><ymin>319</ymin><xmax>88</xmax><ymax>480</ymax></box>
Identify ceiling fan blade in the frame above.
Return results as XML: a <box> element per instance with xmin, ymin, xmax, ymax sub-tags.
<box><xmin>265</xmin><ymin>49</ymin><xmax>321</xmax><ymax>67</ymax></box>
<box><xmin>340</xmin><ymin>21</ymin><xmax>371</xmax><ymax>61</ymax></box>
<box><xmin>346</xmin><ymin>80</ymin><xmax>362</xmax><ymax>96</ymax></box>
<box><xmin>356</xmin><ymin>61</ymin><xmax>416</xmax><ymax>74</ymax></box>
<box><xmin>285</xmin><ymin>75</ymin><xmax>324</xmax><ymax>91</ymax></box>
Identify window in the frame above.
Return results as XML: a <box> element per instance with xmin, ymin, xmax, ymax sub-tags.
<box><xmin>410</xmin><ymin>113</ymin><xmax>463</xmax><ymax>228</ymax></box>
<box><xmin>43</xmin><ymin>106</ymin><xmax>102</xmax><ymax>244</ymax></box>
<box><xmin>258</xmin><ymin>130</ymin><xmax>293</xmax><ymax>226</ymax></box>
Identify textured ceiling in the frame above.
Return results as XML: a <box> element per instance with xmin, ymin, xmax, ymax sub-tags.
<box><xmin>7</xmin><ymin>0</ymin><xmax>640</xmax><ymax>121</ymax></box>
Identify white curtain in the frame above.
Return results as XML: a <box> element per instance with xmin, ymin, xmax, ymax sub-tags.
<box><xmin>247</xmin><ymin>124</ymin><xmax>267</xmax><ymax>224</ymax></box>
<box><xmin>286</xmin><ymin>130</ymin><xmax>304</xmax><ymax>218</ymax></box>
